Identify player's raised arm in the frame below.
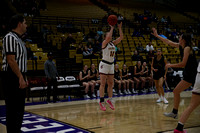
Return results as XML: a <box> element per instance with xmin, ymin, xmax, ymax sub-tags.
<box><xmin>113</xmin><ymin>22</ymin><xmax>123</xmax><ymax>45</ymax></box>
<box><xmin>102</xmin><ymin>25</ymin><xmax>114</xmax><ymax>48</ymax></box>
<box><xmin>151</xmin><ymin>28</ymin><xmax>179</xmax><ymax>48</ymax></box>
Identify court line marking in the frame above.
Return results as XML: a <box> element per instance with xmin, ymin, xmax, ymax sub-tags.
<box><xmin>25</xmin><ymin>111</ymin><xmax>95</xmax><ymax>133</ymax></box>
<box><xmin>86</xmin><ymin>126</ymin><xmax>102</xmax><ymax>130</ymax></box>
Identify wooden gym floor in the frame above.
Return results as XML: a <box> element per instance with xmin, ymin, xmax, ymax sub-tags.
<box><xmin>0</xmin><ymin>91</ymin><xmax>200</xmax><ymax>133</ymax></box>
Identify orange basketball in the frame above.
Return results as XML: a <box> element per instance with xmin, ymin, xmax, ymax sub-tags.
<box><xmin>107</xmin><ymin>15</ymin><xmax>118</xmax><ymax>26</ymax></box>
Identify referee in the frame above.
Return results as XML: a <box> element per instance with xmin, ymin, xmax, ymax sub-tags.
<box><xmin>2</xmin><ymin>14</ymin><xmax>28</xmax><ymax>133</ymax></box>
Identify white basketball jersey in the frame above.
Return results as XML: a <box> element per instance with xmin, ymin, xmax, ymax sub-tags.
<box><xmin>102</xmin><ymin>42</ymin><xmax>116</xmax><ymax>62</ymax></box>
<box><xmin>197</xmin><ymin>62</ymin><xmax>200</xmax><ymax>72</ymax></box>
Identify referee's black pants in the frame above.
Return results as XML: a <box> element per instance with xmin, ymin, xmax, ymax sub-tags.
<box><xmin>47</xmin><ymin>78</ymin><xmax>58</xmax><ymax>102</ymax></box>
<box><xmin>2</xmin><ymin>71</ymin><xmax>26</xmax><ymax>133</ymax></box>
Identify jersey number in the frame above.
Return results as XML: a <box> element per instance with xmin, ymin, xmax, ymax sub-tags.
<box><xmin>110</xmin><ymin>51</ymin><xmax>115</xmax><ymax>57</ymax></box>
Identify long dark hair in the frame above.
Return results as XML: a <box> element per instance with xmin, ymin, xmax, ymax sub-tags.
<box><xmin>181</xmin><ymin>33</ymin><xmax>196</xmax><ymax>57</ymax></box>
<box><xmin>181</xmin><ymin>33</ymin><xmax>192</xmax><ymax>48</ymax></box>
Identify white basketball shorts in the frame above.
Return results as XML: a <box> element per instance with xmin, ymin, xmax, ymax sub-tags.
<box><xmin>99</xmin><ymin>61</ymin><xmax>114</xmax><ymax>75</ymax></box>
<box><xmin>192</xmin><ymin>73</ymin><xmax>200</xmax><ymax>94</ymax></box>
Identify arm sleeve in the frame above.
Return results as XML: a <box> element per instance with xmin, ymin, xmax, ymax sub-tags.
<box><xmin>4</xmin><ymin>35</ymin><xmax>16</xmax><ymax>55</ymax></box>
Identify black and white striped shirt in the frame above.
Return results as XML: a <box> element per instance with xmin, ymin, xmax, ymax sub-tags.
<box><xmin>2</xmin><ymin>31</ymin><xmax>27</xmax><ymax>72</ymax></box>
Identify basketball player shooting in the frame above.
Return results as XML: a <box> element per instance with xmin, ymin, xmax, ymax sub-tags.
<box><xmin>98</xmin><ymin>15</ymin><xmax>123</xmax><ymax>111</ymax></box>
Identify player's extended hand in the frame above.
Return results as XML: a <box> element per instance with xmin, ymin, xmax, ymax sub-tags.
<box><xmin>19</xmin><ymin>76</ymin><xmax>28</xmax><ymax>89</ymax></box>
<box><xmin>165</xmin><ymin>63</ymin><xmax>171</xmax><ymax>69</ymax></box>
<box><xmin>109</xmin><ymin>24</ymin><xmax>114</xmax><ymax>29</ymax></box>
<box><xmin>118</xmin><ymin>22</ymin><xmax>122</xmax><ymax>29</ymax></box>
<box><xmin>151</xmin><ymin>27</ymin><xmax>158</xmax><ymax>37</ymax></box>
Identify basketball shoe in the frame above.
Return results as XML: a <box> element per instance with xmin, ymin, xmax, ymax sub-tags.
<box><xmin>174</xmin><ymin>129</ymin><xmax>187</xmax><ymax>133</ymax></box>
<box><xmin>163</xmin><ymin>97</ymin><xmax>169</xmax><ymax>104</ymax></box>
<box><xmin>156</xmin><ymin>97</ymin><xmax>163</xmax><ymax>103</ymax></box>
<box><xmin>106</xmin><ymin>99</ymin><xmax>115</xmax><ymax>110</ymax></box>
<box><xmin>164</xmin><ymin>112</ymin><xmax>178</xmax><ymax>119</ymax></box>
<box><xmin>99</xmin><ymin>102</ymin><xmax>106</xmax><ymax>111</ymax></box>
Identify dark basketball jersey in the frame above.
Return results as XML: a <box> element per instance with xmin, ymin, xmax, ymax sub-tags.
<box><xmin>89</xmin><ymin>69</ymin><xmax>98</xmax><ymax>81</ymax></box>
<box><xmin>122</xmin><ymin>69</ymin><xmax>128</xmax><ymax>80</ymax></box>
<box><xmin>80</xmin><ymin>70</ymin><xmax>88</xmax><ymax>82</ymax></box>
<box><xmin>182</xmin><ymin>46</ymin><xmax>198</xmax><ymax>84</ymax></box>
<box><xmin>114</xmin><ymin>70</ymin><xmax>120</xmax><ymax>80</ymax></box>
<box><xmin>135</xmin><ymin>65</ymin><xmax>142</xmax><ymax>78</ymax></box>
<box><xmin>153</xmin><ymin>55</ymin><xmax>165</xmax><ymax>80</ymax></box>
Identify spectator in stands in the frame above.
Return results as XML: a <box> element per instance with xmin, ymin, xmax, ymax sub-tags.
<box><xmin>117</xmin><ymin>15</ymin><xmax>124</xmax><ymax>24</ymax></box>
<box><xmin>66</xmin><ymin>33</ymin><xmax>76</xmax><ymax>47</ymax></box>
<box><xmin>88</xmin><ymin>29</ymin><xmax>96</xmax><ymax>39</ymax></box>
<box><xmin>170</xmin><ymin>29</ymin><xmax>178</xmax><ymax>42</ymax></box>
<box><xmin>76</xmin><ymin>43</ymin><xmax>83</xmax><ymax>54</ymax></box>
<box><xmin>61</xmin><ymin>36</ymin><xmax>67</xmax><ymax>51</ymax></box>
<box><xmin>133</xmin><ymin>13</ymin><xmax>140</xmax><ymax>23</ymax></box>
<box><xmin>87</xmin><ymin>38</ymin><xmax>94</xmax><ymax>47</ymax></box>
<box><xmin>97</xmin><ymin>27</ymin><xmax>103</xmax><ymax>37</ymax></box>
<box><xmin>134</xmin><ymin>61</ymin><xmax>146</xmax><ymax>93</ymax></box>
<box><xmin>132</xmin><ymin>28</ymin><xmax>143</xmax><ymax>37</ymax></box>
<box><xmin>166</xmin><ymin>16</ymin><xmax>171</xmax><ymax>25</ymax></box>
<box><xmin>41</xmin><ymin>24</ymin><xmax>49</xmax><ymax>45</ymax></box>
<box><xmin>132</xmin><ymin>50</ymin><xmax>143</xmax><ymax>62</ymax></box>
<box><xmin>114</xmin><ymin>64</ymin><xmax>124</xmax><ymax>95</ymax></box>
<box><xmin>88</xmin><ymin>44</ymin><xmax>94</xmax><ymax>54</ymax></box>
<box><xmin>159</xmin><ymin>31</ymin><xmax>167</xmax><ymax>39</ymax></box>
<box><xmin>121</xmin><ymin>64</ymin><xmax>133</xmax><ymax>94</ymax></box>
<box><xmin>44</xmin><ymin>52</ymin><xmax>60</xmax><ymax>103</ymax></box>
<box><xmin>192</xmin><ymin>39</ymin><xmax>199</xmax><ymax>51</ymax></box>
<box><xmin>94</xmin><ymin>40</ymin><xmax>102</xmax><ymax>53</ymax></box>
<box><xmin>141</xmin><ymin>61</ymin><xmax>154</xmax><ymax>92</ymax></box>
<box><xmin>136</xmin><ymin>43</ymin><xmax>145</xmax><ymax>53</ymax></box>
<box><xmin>161</xmin><ymin>16</ymin><xmax>167</xmax><ymax>23</ymax></box>
<box><xmin>79</xmin><ymin>65</ymin><xmax>96</xmax><ymax>99</ymax></box>
<box><xmin>152</xmin><ymin>13</ymin><xmax>158</xmax><ymax>22</ymax></box>
<box><xmin>83</xmin><ymin>46</ymin><xmax>93</xmax><ymax>59</ymax></box>
<box><xmin>95</xmin><ymin>33</ymin><xmax>102</xmax><ymax>42</ymax></box>
<box><xmin>146</xmin><ymin>42</ymin><xmax>154</xmax><ymax>53</ymax></box>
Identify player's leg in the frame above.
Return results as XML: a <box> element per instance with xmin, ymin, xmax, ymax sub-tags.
<box><xmin>158</xmin><ymin>77</ymin><xmax>168</xmax><ymax>104</ymax></box>
<box><xmin>115</xmin><ymin>80</ymin><xmax>122</xmax><ymax>95</ymax></box>
<box><xmin>158</xmin><ymin>77</ymin><xmax>164</xmax><ymax>97</ymax></box>
<box><xmin>129</xmin><ymin>79</ymin><xmax>136</xmax><ymax>94</ymax></box>
<box><xmin>99</xmin><ymin>74</ymin><xmax>107</xmax><ymax>111</ymax></box>
<box><xmin>164</xmin><ymin>80</ymin><xmax>192</xmax><ymax>119</ymax></box>
<box><xmin>125</xmin><ymin>80</ymin><xmax>131</xmax><ymax>94</ymax></box>
<box><xmin>89</xmin><ymin>81</ymin><xmax>96</xmax><ymax>98</ymax></box>
<box><xmin>134</xmin><ymin>77</ymin><xmax>140</xmax><ymax>91</ymax></box>
<box><xmin>139</xmin><ymin>77</ymin><xmax>146</xmax><ymax>92</ymax></box>
<box><xmin>121</xmin><ymin>80</ymin><xmax>126</xmax><ymax>94</ymax></box>
<box><xmin>154</xmin><ymin>80</ymin><xmax>162</xmax><ymax>103</ymax></box>
<box><xmin>174</xmin><ymin>93</ymin><xmax>200</xmax><ymax>133</ymax></box>
<box><xmin>106</xmin><ymin>74</ymin><xmax>115</xmax><ymax>110</ymax></box>
<box><xmin>83</xmin><ymin>82</ymin><xmax>90</xmax><ymax>98</ymax></box>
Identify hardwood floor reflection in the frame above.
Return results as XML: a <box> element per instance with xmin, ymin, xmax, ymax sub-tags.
<box><xmin>26</xmin><ymin>92</ymin><xmax>200</xmax><ymax>133</ymax></box>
